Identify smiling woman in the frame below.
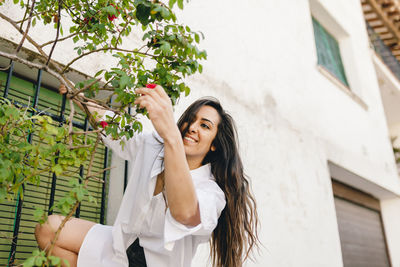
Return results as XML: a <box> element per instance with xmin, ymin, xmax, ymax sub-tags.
<box><xmin>177</xmin><ymin>98</ymin><xmax>260</xmax><ymax>267</ymax></box>
<box><xmin>181</xmin><ymin>105</ymin><xmax>219</xmax><ymax>169</ymax></box>
<box><xmin>34</xmin><ymin>86</ymin><xmax>259</xmax><ymax>267</ymax></box>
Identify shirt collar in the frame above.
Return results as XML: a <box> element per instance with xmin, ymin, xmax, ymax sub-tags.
<box><xmin>190</xmin><ymin>163</ymin><xmax>213</xmax><ymax>181</ymax></box>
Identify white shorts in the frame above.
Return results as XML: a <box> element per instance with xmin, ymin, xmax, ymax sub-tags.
<box><xmin>77</xmin><ymin>224</ymin><xmax>124</xmax><ymax>267</ymax></box>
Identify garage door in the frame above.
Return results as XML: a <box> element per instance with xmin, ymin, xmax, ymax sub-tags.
<box><xmin>333</xmin><ymin>181</ymin><xmax>391</xmax><ymax>267</ymax></box>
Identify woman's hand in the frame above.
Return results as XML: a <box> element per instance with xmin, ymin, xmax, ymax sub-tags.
<box><xmin>134</xmin><ymin>84</ymin><xmax>181</xmax><ymax>142</ymax></box>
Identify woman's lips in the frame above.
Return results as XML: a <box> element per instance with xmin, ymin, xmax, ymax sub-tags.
<box><xmin>184</xmin><ymin>136</ymin><xmax>197</xmax><ymax>143</ymax></box>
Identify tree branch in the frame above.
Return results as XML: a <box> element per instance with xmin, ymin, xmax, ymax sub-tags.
<box><xmin>40</xmin><ymin>32</ymin><xmax>78</xmax><ymax>48</ymax></box>
<box><xmin>12</xmin><ymin>168</ymin><xmax>51</xmax><ymax>189</ymax></box>
<box><xmin>70</xmin><ymin>77</ymin><xmax>101</xmax><ymax>99</ymax></box>
<box><xmin>71</xmin><ymin>129</ymin><xmax>102</xmax><ymax>135</ymax></box>
<box><xmin>15</xmin><ymin>0</ymin><xmax>36</xmax><ymax>53</ymax></box>
<box><xmin>0</xmin><ymin>11</ymin><xmax>72</xmax><ymax>90</ymax></box>
<box><xmin>62</xmin><ymin>47</ymin><xmax>157</xmax><ymax>74</ymax></box>
<box><xmin>0</xmin><ymin>50</ymin><xmax>74</xmax><ymax>93</ymax></box>
<box><xmin>86</xmin><ymin>132</ymin><xmax>101</xmax><ymax>177</ymax></box>
<box><xmin>114</xmin><ymin>16</ymin><xmax>133</xmax><ymax>48</ymax></box>
<box><xmin>45</xmin><ymin>0</ymin><xmax>62</xmax><ymax>66</ymax></box>
<box><xmin>0</xmin><ymin>63</ymin><xmax>12</xmax><ymax>71</ymax></box>
<box><xmin>86</xmin><ymin>166</ymin><xmax>115</xmax><ymax>180</ymax></box>
<box><xmin>46</xmin><ymin>201</ymin><xmax>80</xmax><ymax>258</ymax></box>
<box><xmin>69</xmin><ymin>144</ymin><xmax>92</xmax><ymax>149</ymax></box>
<box><xmin>18</xmin><ymin>0</ymin><xmax>30</xmax><ymax>31</ymax></box>
<box><xmin>68</xmin><ymin>97</ymin><xmax>74</xmax><ymax>148</ymax></box>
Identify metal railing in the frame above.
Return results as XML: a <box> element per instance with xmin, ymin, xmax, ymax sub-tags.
<box><xmin>1</xmin><ymin>60</ymin><xmax>110</xmax><ymax>266</ymax></box>
<box><xmin>367</xmin><ymin>22</ymin><xmax>400</xmax><ymax>81</ymax></box>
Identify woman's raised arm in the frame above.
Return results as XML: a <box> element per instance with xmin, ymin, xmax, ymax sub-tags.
<box><xmin>135</xmin><ymin>85</ymin><xmax>200</xmax><ymax>226</ymax></box>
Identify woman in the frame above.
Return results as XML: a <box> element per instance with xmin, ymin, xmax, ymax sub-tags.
<box><xmin>35</xmin><ymin>84</ymin><xmax>259</xmax><ymax>267</ymax></box>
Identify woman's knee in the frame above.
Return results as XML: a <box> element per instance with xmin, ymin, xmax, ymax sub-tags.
<box><xmin>35</xmin><ymin>214</ymin><xmax>64</xmax><ymax>249</ymax></box>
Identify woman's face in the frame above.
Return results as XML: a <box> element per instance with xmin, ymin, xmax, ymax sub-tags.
<box><xmin>182</xmin><ymin>105</ymin><xmax>220</xmax><ymax>165</ymax></box>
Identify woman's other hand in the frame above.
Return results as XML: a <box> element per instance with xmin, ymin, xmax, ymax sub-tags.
<box><xmin>58</xmin><ymin>84</ymin><xmax>107</xmax><ymax>121</ymax></box>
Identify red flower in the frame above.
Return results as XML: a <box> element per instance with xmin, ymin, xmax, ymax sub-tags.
<box><xmin>108</xmin><ymin>3</ymin><xmax>119</xmax><ymax>21</ymax></box>
<box><xmin>100</xmin><ymin>121</ymin><xmax>108</xmax><ymax>128</ymax></box>
<box><xmin>108</xmin><ymin>14</ymin><xmax>117</xmax><ymax>21</ymax></box>
<box><xmin>146</xmin><ymin>84</ymin><xmax>157</xmax><ymax>89</ymax></box>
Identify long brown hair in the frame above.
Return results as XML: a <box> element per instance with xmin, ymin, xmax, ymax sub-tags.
<box><xmin>178</xmin><ymin>97</ymin><xmax>259</xmax><ymax>267</ymax></box>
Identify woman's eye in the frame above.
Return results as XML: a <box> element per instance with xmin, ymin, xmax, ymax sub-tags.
<box><xmin>201</xmin><ymin>123</ymin><xmax>210</xmax><ymax>129</ymax></box>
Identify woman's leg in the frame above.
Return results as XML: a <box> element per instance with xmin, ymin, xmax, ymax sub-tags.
<box><xmin>34</xmin><ymin>214</ymin><xmax>96</xmax><ymax>267</ymax></box>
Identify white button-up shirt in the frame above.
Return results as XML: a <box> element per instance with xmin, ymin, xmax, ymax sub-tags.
<box><xmin>101</xmin><ymin>112</ymin><xmax>226</xmax><ymax>267</ymax></box>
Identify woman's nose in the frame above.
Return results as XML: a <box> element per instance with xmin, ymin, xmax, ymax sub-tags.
<box><xmin>189</xmin><ymin>122</ymin><xmax>198</xmax><ymax>133</ymax></box>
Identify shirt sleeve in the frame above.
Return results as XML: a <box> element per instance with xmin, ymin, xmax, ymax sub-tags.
<box><xmin>100</xmin><ymin>110</ymin><xmax>146</xmax><ymax>162</ymax></box>
<box><xmin>163</xmin><ymin>180</ymin><xmax>226</xmax><ymax>250</ymax></box>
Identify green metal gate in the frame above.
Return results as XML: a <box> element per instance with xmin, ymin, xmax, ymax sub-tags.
<box><xmin>0</xmin><ymin>61</ymin><xmax>110</xmax><ymax>266</ymax></box>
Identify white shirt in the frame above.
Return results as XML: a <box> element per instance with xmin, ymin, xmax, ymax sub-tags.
<box><xmin>101</xmin><ymin>111</ymin><xmax>226</xmax><ymax>267</ymax></box>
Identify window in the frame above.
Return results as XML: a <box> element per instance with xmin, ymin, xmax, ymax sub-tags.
<box><xmin>312</xmin><ymin>17</ymin><xmax>349</xmax><ymax>87</ymax></box>
<box><xmin>0</xmin><ymin>64</ymin><xmax>110</xmax><ymax>265</ymax></box>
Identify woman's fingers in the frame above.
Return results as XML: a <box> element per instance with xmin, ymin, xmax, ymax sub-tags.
<box><xmin>153</xmin><ymin>84</ymin><xmax>170</xmax><ymax>100</ymax></box>
<box><xmin>134</xmin><ymin>85</ymin><xmax>171</xmax><ymax>118</ymax></box>
<box><xmin>136</xmin><ymin>84</ymin><xmax>169</xmax><ymax>102</ymax></box>
<box><xmin>135</xmin><ymin>87</ymin><xmax>162</xmax><ymax>101</ymax></box>
<box><xmin>135</xmin><ymin>85</ymin><xmax>171</xmax><ymax>111</ymax></box>
<box><xmin>134</xmin><ymin>94</ymin><xmax>158</xmax><ymax>113</ymax></box>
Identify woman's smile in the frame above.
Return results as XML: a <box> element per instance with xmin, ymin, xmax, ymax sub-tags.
<box><xmin>184</xmin><ymin>135</ymin><xmax>198</xmax><ymax>143</ymax></box>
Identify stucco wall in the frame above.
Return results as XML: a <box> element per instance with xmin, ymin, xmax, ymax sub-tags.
<box><xmin>176</xmin><ymin>0</ymin><xmax>400</xmax><ymax>266</ymax></box>
<box><xmin>2</xmin><ymin>0</ymin><xmax>400</xmax><ymax>266</ymax></box>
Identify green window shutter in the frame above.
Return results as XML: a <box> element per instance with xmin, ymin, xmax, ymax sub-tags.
<box><xmin>312</xmin><ymin>17</ymin><xmax>349</xmax><ymax>86</ymax></box>
<box><xmin>0</xmin><ymin>70</ymin><xmax>109</xmax><ymax>265</ymax></box>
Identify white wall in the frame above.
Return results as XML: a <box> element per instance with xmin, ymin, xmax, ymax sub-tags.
<box><xmin>2</xmin><ymin>0</ymin><xmax>400</xmax><ymax>266</ymax></box>
<box><xmin>176</xmin><ymin>0</ymin><xmax>400</xmax><ymax>266</ymax></box>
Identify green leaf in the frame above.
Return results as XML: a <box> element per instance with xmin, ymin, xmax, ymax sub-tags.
<box><xmin>102</xmin><ymin>5</ymin><xmax>117</xmax><ymax>15</ymax></box>
<box><xmin>111</xmin><ymin>36</ymin><xmax>117</xmax><ymax>47</ymax></box>
<box><xmin>52</xmin><ymin>164</ymin><xmax>63</xmax><ymax>176</ymax></box>
<box><xmin>177</xmin><ymin>0</ymin><xmax>183</xmax><ymax>9</ymax></box>
<box><xmin>32</xmin><ymin>18</ymin><xmax>36</xmax><ymax>27</ymax></box>
<box><xmin>23</xmin><ymin>256</ymin><xmax>35</xmax><ymax>267</ymax></box>
<box><xmin>34</xmin><ymin>256</ymin><xmax>43</xmax><ymax>266</ymax></box>
<box><xmin>194</xmin><ymin>33</ymin><xmax>200</xmax><ymax>44</ymax></box>
<box><xmin>184</xmin><ymin>86</ymin><xmax>190</xmax><ymax>96</ymax></box>
<box><xmin>49</xmin><ymin>255</ymin><xmax>61</xmax><ymax>266</ymax></box>
<box><xmin>160</xmin><ymin>7</ymin><xmax>170</xmax><ymax>19</ymax></box>
<box><xmin>95</xmin><ymin>69</ymin><xmax>104</xmax><ymax>77</ymax></box>
<box><xmin>136</xmin><ymin>4</ymin><xmax>151</xmax><ymax>26</ymax></box>
<box><xmin>33</xmin><ymin>207</ymin><xmax>45</xmax><ymax>222</ymax></box>
<box><xmin>63</xmin><ymin>259</ymin><xmax>71</xmax><ymax>267</ymax></box>
<box><xmin>119</xmin><ymin>75</ymin><xmax>130</xmax><ymax>89</ymax></box>
<box><xmin>88</xmin><ymin>194</ymin><xmax>97</xmax><ymax>204</ymax></box>
<box><xmin>160</xmin><ymin>42</ymin><xmax>171</xmax><ymax>55</ymax></box>
<box><xmin>76</xmin><ymin>188</ymin><xmax>85</xmax><ymax>201</ymax></box>
<box><xmin>168</xmin><ymin>0</ymin><xmax>176</xmax><ymax>8</ymax></box>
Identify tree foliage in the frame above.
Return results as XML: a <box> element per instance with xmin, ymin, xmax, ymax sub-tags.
<box><xmin>0</xmin><ymin>0</ymin><xmax>205</xmax><ymax>265</ymax></box>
